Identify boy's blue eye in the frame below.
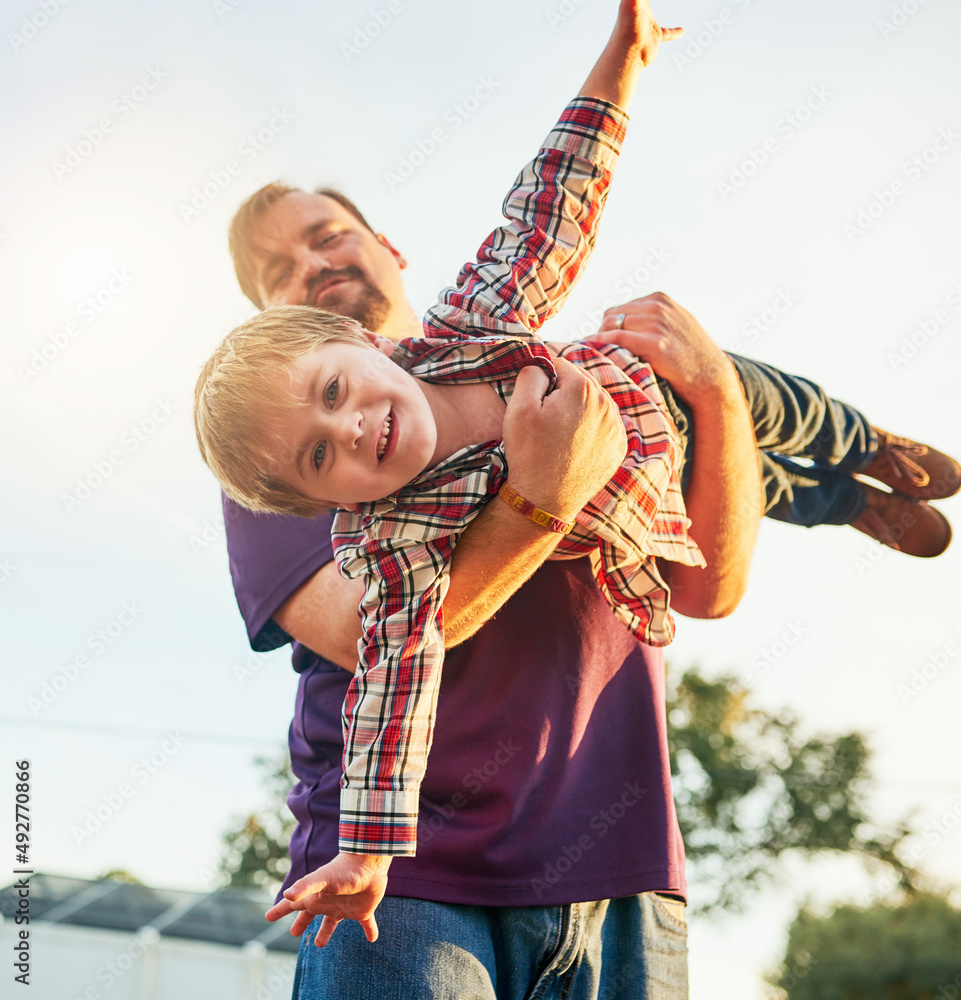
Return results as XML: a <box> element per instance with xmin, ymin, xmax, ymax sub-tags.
<box><xmin>312</xmin><ymin>441</ymin><xmax>327</xmax><ymax>470</ymax></box>
<box><xmin>324</xmin><ymin>378</ymin><xmax>339</xmax><ymax>404</ymax></box>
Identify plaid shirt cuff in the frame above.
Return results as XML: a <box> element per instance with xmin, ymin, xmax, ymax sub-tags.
<box><xmin>339</xmin><ymin>786</ymin><xmax>420</xmax><ymax>856</ymax></box>
<box><xmin>548</xmin><ymin>97</ymin><xmax>629</xmax><ymax>173</ymax></box>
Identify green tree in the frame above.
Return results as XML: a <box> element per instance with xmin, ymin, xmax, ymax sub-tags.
<box><xmin>769</xmin><ymin>893</ymin><xmax>961</xmax><ymax>999</ymax></box>
<box><xmin>666</xmin><ymin>669</ymin><xmax>919</xmax><ymax>912</ymax></box>
<box><xmin>218</xmin><ymin>753</ymin><xmax>296</xmax><ymax>892</ymax></box>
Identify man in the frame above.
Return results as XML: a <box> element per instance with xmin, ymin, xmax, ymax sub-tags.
<box><xmin>220</xmin><ymin>2</ymin><xmax>761</xmax><ymax>995</ymax></box>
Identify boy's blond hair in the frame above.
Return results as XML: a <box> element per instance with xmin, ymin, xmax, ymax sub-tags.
<box><xmin>194</xmin><ymin>305</ymin><xmax>373</xmax><ymax>517</ymax></box>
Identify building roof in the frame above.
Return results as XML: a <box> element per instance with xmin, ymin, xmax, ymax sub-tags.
<box><xmin>0</xmin><ymin>874</ymin><xmax>300</xmax><ymax>953</ymax></box>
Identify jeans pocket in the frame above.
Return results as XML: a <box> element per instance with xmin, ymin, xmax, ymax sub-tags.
<box><xmin>652</xmin><ymin>892</ymin><xmax>687</xmax><ymax>928</ymax></box>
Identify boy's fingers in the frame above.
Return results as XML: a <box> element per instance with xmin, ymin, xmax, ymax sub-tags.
<box><xmin>284</xmin><ymin>873</ymin><xmax>328</xmax><ymax>903</ymax></box>
<box><xmin>660</xmin><ymin>26</ymin><xmax>684</xmax><ymax>41</ymax></box>
<box><xmin>359</xmin><ymin>915</ymin><xmax>380</xmax><ymax>943</ymax></box>
<box><xmin>512</xmin><ymin>363</ymin><xmax>551</xmax><ymax>404</ymax></box>
<box><xmin>290</xmin><ymin>910</ymin><xmax>315</xmax><ymax>937</ymax></box>
<box><xmin>265</xmin><ymin>899</ymin><xmax>294</xmax><ymax>921</ymax></box>
<box><xmin>314</xmin><ymin>916</ymin><xmax>341</xmax><ymax>948</ymax></box>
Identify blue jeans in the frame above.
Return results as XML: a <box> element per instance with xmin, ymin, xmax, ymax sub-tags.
<box><xmin>659</xmin><ymin>353</ymin><xmax>876</xmax><ymax>528</ymax></box>
<box><xmin>291</xmin><ymin>892</ymin><xmax>688</xmax><ymax>1000</ymax></box>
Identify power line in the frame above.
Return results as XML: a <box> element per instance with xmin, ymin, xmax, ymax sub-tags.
<box><xmin>0</xmin><ymin>714</ymin><xmax>285</xmax><ymax>748</ymax></box>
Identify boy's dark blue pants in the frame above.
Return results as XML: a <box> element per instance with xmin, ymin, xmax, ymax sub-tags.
<box><xmin>658</xmin><ymin>353</ymin><xmax>875</xmax><ymax>528</ymax></box>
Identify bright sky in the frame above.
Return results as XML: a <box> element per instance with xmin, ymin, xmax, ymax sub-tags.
<box><xmin>2</xmin><ymin>0</ymin><xmax>960</xmax><ymax>996</ymax></box>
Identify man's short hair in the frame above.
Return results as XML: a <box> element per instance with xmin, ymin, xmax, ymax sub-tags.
<box><xmin>194</xmin><ymin>305</ymin><xmax>374</xmax><ymax>517</ymax></box>
<box><xmin>228</xmin><ymin>183</ymin><xmax>377</xmax><ymax>309</ymax></box>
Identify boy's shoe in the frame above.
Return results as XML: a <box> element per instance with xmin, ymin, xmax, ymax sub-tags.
<box><xmin>850</xmin><ymin>483</ymin><xmax>951</xmax><ymax>557</ymax></box>
<box><xmin>859</xmin><ymin>428</ymin><xmax>961</xmax><ymax>500</ymax></box>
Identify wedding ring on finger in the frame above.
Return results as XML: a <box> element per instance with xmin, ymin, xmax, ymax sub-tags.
<box><xmin>614</xmin><ymin>313</ymin><xmax>626</xmax><ymax>330</ymax></box>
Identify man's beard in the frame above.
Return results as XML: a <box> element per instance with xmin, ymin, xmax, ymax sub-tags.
<box><xmin>307</xmin><ymin>266</ymin><xmax>392</xmax><ymax>332</ymax></box>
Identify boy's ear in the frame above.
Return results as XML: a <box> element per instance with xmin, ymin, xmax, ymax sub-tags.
<box><xmin>359</xmin><ymin>330</ymin><xmax>396</xmax><ymax>356</ymax></box>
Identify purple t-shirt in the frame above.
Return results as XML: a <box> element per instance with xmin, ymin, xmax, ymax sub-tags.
<box><xmin>224</xmin><ymin>496</ymin><xmax>686</xmax><ymax>906</ymax></box>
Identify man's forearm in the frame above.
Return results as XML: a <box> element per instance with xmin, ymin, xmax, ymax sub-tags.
<box><xmin>443</xmin><ymin>499</ymin><xmax>565</xmax><ymax>646</ymax></box>
<box><xmin>663</xmin><ymin>364</ymin><xmax>762</xmax><ymax>618</ymax></box>
<box><xmin>273</xmin><ymin>502</ymin><xmax>563</xmax><ymax>669</ymax></box>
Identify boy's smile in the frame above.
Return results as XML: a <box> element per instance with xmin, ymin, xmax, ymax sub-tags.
<box><xmin>264</xmin><ymin>334</ymin><xmax>441</xmax><ymax>509</ymax></box>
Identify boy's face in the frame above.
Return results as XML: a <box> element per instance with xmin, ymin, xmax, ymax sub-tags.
<box><xmin>250</xmin><ymin>192</ymin><xmax>406</xmax><ymax>330</ymax></box>
<box><xmin>263</xmin><ymin>333</ymin><xmax>438</xmax><ymax>509</ymax></box>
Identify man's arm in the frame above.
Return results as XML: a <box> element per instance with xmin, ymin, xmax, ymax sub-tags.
<box><xmin>594</xmin><ymin>293</ymin><xmax>762</xmax><ymax>618</ymax></box>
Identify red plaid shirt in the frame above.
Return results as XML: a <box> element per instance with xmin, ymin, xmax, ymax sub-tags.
<box><xmin>330</xmin><ymin>98</ymin><xmax>703</xmax><ymax>856</ymax></box>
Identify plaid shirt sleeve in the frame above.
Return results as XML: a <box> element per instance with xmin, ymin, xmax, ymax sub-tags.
<box><xmin>423</xmin><ymin>97</ymin><xmax>628</xmax><ymax>341</ymax></box>
<box><xmin>333</xmin><ymin>514</ymin><xmax>455</xmax><ymax>856</ymax></box>
<box><xmin>330</xmin><ymin>99</ymin><xmax>629</xmax><ymax>857</ymax></box>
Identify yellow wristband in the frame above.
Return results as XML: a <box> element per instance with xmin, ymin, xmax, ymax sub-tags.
<box><xmin>497</xmin><ymin>482</ymin><xmax>575</xmax><ymax>534</ymax></box>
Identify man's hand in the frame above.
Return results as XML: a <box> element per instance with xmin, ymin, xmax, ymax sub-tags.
<box><xmin>592</xmin><ymin>292</ymin><xmax>762</xmax><ymax>618</ymax></box>
<box><xmin>265</xmin><ymin>852</ymin><xmax>391</xmax><ymax>948</ymax></box>
<box><xmin>593</xmin><ymin>292</ymin><xmax>739</xmax><ymax>403</ymax></box>
<box><xmin>503</xmin><ymin>357</ymin><xmax>628</xmax><ymax>523</ymax></box>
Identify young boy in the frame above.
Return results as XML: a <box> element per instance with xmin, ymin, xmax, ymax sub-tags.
<box><xmin>195</xmin><ymin>46</ymin><xmax>957</xmax><ymax>948</ymax></box>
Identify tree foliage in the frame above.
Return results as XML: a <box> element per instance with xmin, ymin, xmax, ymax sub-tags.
<box><xmin>769</xmin><ymin>892</ymin><xmax>961</xmax><ymax>999</ymax></box>
<box><xmin>218</xmin><ymin>753</ymin><xmax>296</xmax><ymax>892</ymax></box>
<box><xmin>666</xmin><ymin>669</ymin><xmax>919</xmax><ymax>912</ymax></box>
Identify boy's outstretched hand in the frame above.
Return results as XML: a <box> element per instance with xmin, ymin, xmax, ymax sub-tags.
<box><xmin>579</xmin><ymin>0</ymin><xmax>683</xmax><ymax>108</ymax></box>
<box><xmin>265</xmin><ymin>852</ymin><xmax>391</xmax><ymax>948</ymax></box>
<box><xmin>616</xmin><ymin>0</ymin><xmax>684</xmax><ymax>68</ymax></box>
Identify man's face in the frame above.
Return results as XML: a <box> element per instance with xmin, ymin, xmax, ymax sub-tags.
<box><xmin>263</xmin><ymin>334</ymin><xmax>439</xmax><ymax>509</ymax></box>
<box><xmin>250</xmin><ymin>192</ymin><xmax>406</xmax><ymax>333</ymax></box>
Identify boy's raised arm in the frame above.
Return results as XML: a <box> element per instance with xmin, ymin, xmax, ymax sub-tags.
<box><xmin>579</xmin><ymin>0</ymin><xmax>682</xmax><ymax>107</ymax></box>
<box><xmin>264</xmin><ymin>0</ymin><xmax>685</xmax><ymax>950</ymax></box>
